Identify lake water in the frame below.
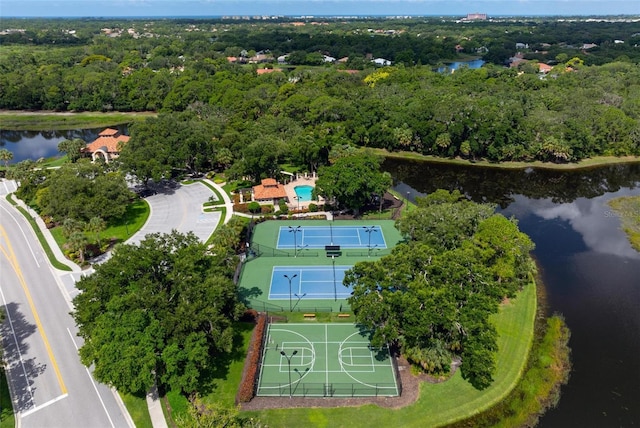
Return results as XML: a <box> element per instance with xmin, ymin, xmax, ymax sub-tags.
<box><xmin>437</xmin><ymin>59</ymin><xmax>485</xmax><ymax>73</ymax></box>
<box><xmin>0</xmin><ymin>127</ymin><xmax>128</xmax><ymax>163</ymax></box>
<box><xmin>383</xmin><ymin>158</ymin><xmax>640</xmax><ymax>427</ymax></box>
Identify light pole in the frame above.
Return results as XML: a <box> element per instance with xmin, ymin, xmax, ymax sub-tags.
<box><xmin>363</xmin><ymin>226</ymin><xmax>378</xmax><ymax>257</ymax></box>
<box><xmin>293</xmin><ymin>293</ymin><xmax>307</xmax><ymax>311</ymax></box>
<box><xmin>280</xmin><ymin>349</ymin><xmax>298</xmax><ymax>398</ymax></box>
<box><xmin>284</xmin><ymin>274</ymin><xmax>297</xmax><ymax>312</ymax></box>
<box><xmin>332</xmin><ymin>255</ymin><xmax>337</xmax><ymax>301</ymax></box>
<box><xmin>288</xmin><ymin>225</ymin><xmax>301</xmax><ymax>257</ymax></box>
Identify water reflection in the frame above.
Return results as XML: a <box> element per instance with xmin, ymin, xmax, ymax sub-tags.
<box><xmin>504</xmin><ymin>190</ymin><xmax>640</xmax><ymax>260</ymax></box>
<box><xmin>385</xmin><ymin>157</ymin><xmax>640</xmax><ymax>426</ymax></box>
<box><xmin>0</xmin><ymin>126</ymin><xmax>128</xmax><ymax>163</ymax></box>
<box><xmin>383</xmin><ymin>158</ymin><xmax>640</xmax><ymax>206</ymax></box>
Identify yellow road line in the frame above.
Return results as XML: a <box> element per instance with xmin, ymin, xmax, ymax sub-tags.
<box><xmin>0</xmin><ymin>224</ymin><xmax>68</xmax><ymax>395</ymax></box>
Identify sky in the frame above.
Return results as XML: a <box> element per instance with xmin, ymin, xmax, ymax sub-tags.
<box><xmin>2</xmin><ymin>0</ymin><xmax>639</xmax><ymax>18</ymax></box>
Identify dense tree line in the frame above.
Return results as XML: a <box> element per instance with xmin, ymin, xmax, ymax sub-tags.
<box><xmin>1</xmin><ymin>18</ymin><xmax>639</xmax><ymax>168</ymax></box>
<box><xmin>346</xmin><ymin>190</ymin><xmax>536</xmax><ymax>390</ymax></box>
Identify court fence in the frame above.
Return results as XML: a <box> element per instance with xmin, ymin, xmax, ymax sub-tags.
<box><xmin>257</xmin><ymin>382</ymin><xmax>399</xmax><ymax>398</ymax></box>
<box><xmin>249</xmin><ymin>243</ymin><xmax>321</xmax><ymax>258</ymax></box>
<box><xmin>250</xmin><ymin>300</ymin><xmax>351</xmax><ymax>313</ymax></box>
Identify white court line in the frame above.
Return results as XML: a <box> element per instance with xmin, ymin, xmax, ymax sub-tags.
<box><xmin>67</xmin><ymin>328</ymin><xmax>116</xmax><ymax>428</ymax></box>
<box><xmin>325</xmin><ymin>324</ymin><xmax>329</xmax><ymax>387</ymax></box>
<box><xmin>0</xmin><ymin>285</ymin><xmax>35</xmax><ymax>408</ymax></box>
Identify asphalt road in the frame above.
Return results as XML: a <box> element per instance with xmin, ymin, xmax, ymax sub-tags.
<box><xmin>0</xmin><ymin>197</ymin><xmax>134</xmax><ymax>428</ymax></box>
<box><xmin>127</xmin><ymin>181</ymin><xmax>220</xmax><ymax>246</ymax></box>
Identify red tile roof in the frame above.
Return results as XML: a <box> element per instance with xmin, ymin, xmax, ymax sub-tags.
<box><xmin>85</xmin><ymin>129</ymin><xmax>130</xmax><ymax>154</ymax></box>
<box><xmin>253</xmin><ymin>178</ymin><xmax>287</xmax><ymax>200</ymax></box>
<box><xmin>256</xmin><ymin>68</ymin><xmax>282</xmax><ymax>75</ymax></box>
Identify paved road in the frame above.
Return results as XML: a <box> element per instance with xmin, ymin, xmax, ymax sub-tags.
<box><xmin>0</xmin><ymin>197</ymin><xmax>134</xmax><ymax>428</ymax></box>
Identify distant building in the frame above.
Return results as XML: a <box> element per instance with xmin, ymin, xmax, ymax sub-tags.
<box><xmin>372</xmin><ymin>58</ymin><xmax>392</xmax><ymax>66</ymax></box>
<box><xmin>466</xmin><ymin>13</ymin><xmax>487</xmax><ymax>20</ymax></box>
<box><xmin>582</xmin><ymin>43</ymin><xmax>598</xmax><ymax>50</ymax></box>
<box><xmin>84</xmin><ymin>128</ymin><xmax>129</xmax><ymax>163</ymax></box>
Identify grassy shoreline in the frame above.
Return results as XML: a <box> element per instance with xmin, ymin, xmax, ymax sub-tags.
<box><xmin>242</xmin><ymin>280</ymin><xmax>537</xmax><ymax>428</ymax></box>
<box><xmin>607</xmin><ymin>196</ymin><xmax>640</xmax><ymax>251</ymax></box>
<box><xmin>374</xmin><ymin>148</ymin><xmax>640</xmax><ymax>171</ymax></box>
<box><xmin>0</xmin><ymin>111</ymin><xmax>156</xmax><ymax>130</ymax></box>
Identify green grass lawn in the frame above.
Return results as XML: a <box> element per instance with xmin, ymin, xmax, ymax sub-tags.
<box><xmin>374</xmin><ymin>148</ymin><xmax>640</xmax><ymax>171</ymax></box>
<box><xmin>119</xmin><ymin>392</ymin><xmax>153</xmax><ymax>428</ymax></box>
<box><xmin>243</xmin><ymin>282</ymin><xmax>536</xmax><ymax>428</ymax></box>
<box><xmin>0</xmin><ymin>368</ymin><xmax>15</xmax><ymax>428</ymax></box>
<box><xmin>0</xmin><ymin>111</ymin><xmax>156</xmax><ymax>131</ymax></box>
<box><xmin>49</xmin><ymin>199</ymin><xmax>150</xmax><ymax>256</ymax></box>
<box><xmin>164</xmin><ymin>322</ymin><xmax>256</xmax><ymax>425</ymax></box>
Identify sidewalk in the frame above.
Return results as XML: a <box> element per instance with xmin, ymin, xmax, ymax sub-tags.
<box><xmin>203</xmin><ymin>178</ymin><xmax>234</xmax><ymax>224</ymax></box>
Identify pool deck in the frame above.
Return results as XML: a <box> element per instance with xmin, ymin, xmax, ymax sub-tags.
<box><xmin>283</xmin><ymin>174</ymin><xmax>323</xmax><ymax>210</ymax></box>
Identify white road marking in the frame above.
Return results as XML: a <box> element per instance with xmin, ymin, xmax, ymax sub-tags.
<box><xmin>67</xmin><ymin>328</ymin><xmax>116</xmax><ymax>428</ymax></box>
<box><xmin>0</xmin><ymin>203</ymin><xmax>40</xmax><ymax>267</ymax></box>
<box><xmin>0</xmin><ymin>285</ymin><xmax>35</xmax><ymax>408</ymax></box>
<box><xmin>21</xmin><ymin>394</ymin><xmax>68</xmax><ymax>417</ymax></box>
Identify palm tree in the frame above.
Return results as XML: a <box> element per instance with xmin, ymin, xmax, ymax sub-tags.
<box><xmin>67</xmin><ymin>231</ymin><xmax>88</xmax><ymax>264</ymax></box>
<box><xmin>0</xmin><ymin>148</ymin><xmax>13</xmax><ymax>169</ymax></box>
<box><xmin>62</xmin><ymin>218</ymin><xmax>85</xmax><ymax>239</ymax></box>
<box><xmin>87</xmin><ymin>216</ymin><xmax>106</xmax><ymax>248</ymax></box>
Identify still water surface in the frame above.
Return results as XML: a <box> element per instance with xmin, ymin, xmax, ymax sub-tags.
<box><xmin>0</xmin><ymin>127</ymin><xmax>127</xmax><ymax>163</ymax></box>
<box><xmin>383</xmin><ymin>158</ymin><xmax>640</xmax><ymax>427</ymax></box>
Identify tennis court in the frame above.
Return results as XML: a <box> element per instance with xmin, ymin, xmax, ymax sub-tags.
<box><xmin>269</xmin><ymin>266</ymin><xmax>352</xmax><ymax>301</ymax></box>
<box><xmin>257</xmin><ymin>323</ymin><xmax>400</xmax><ymax>398</ymax></box>
<box><xmin>276</xmin><ymin>225</ymin><xmax>387</xmax><ymax>249</ymax></box>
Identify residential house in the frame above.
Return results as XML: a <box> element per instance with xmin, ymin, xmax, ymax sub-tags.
<box><xmin>83</xmin><ymin>128</ymin><xmax>130</xmax><ymax>163</ymax></box>
<box><xmin>252</xmin><ymin>178</ymin><xmax>288</xmax><ymax>205</ymax></box>
<box><xmin>372</xmin><ymin>58</ymin><xmax>392</xmax><ymax>66</ymax></box>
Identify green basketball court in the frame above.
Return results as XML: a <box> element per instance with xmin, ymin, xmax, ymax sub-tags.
<box><xmin>257</xmin><ymin>323</ymin><xmax>400</xmax><ymax>398</ymax></box>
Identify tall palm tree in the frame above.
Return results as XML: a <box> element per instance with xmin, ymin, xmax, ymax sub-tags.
<box><xmin>67</xmin><ymin>231</ymin><xmax>88</xmax><ymax>264</ymax></box>
<box><xmin>62</xmin><ymin>218</ymin><xmax>85</xmax><ymax>239</ymax></box>
<box><xmin>87</xmin><ymin>216</ymin><xmax>106</xmax><ymax>248</ymax></box>
<box><xmin>0</xmin><ymin>148</ymin><xmax>13</xmax><ymax>169</ymax></box>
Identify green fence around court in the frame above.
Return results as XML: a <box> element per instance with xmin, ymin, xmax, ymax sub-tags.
<box><xmin>257</xmin><ymin>381</ymin><xmax>399</xmax><ymax>398</ymax></box>
<box><xmin>256</xmin><ymin>323</ymin><xmax>401</xmax><ymax>398</ymax></box>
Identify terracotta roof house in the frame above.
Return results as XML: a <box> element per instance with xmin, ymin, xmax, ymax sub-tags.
<box><xmin>84</xmin><ymin>128</ymin><xmax>130</xmax><ymax>163</ymax></box>
<box><xmin>538</xmin><ymin>63</ymin><xmax>553</xmax><ymax>74</ymax></box>
<box><xmin>252</xmin><ymin>178</ymin><xmax>288</xmax><ymax>205</ymax></box>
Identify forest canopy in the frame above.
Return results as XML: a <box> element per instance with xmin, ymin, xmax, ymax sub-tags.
<box><xmin>1</xmin><ymin>18</ymin><xmax>639</xmax><ymax>166</ymax></box>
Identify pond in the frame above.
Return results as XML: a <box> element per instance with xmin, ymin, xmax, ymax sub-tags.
<box><xmin>0</xmin><ymin>127</ymin><xmax>128</xmax><ymax>163</ymax></box>
<box><xmin>437</xmin><ymin>58</ymin><xmax>485</xmax><ymax>73</ymax></box>
<box><xmin>383</xmin><ymin>158</ymin><xmax>640</xmax><ymax>427</ymax></box>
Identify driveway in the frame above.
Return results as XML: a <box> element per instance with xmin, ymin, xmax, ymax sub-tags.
<box><xmin>127</xmin><ymin>181</ymin><xmax>220</xmax><ymax>246</ymax></box>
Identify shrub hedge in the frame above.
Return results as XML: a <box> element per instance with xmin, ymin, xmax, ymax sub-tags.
<box><xmin>236</xmin><ymin>313</ymin><xmax>267</xmax><ymax>403</ymax></box>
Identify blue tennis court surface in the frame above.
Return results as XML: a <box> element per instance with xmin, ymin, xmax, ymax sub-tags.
<box><xmin>270</xmin><ymin>266</ymin><xmax>353</xmax><ymax>300</ymax></box>
<box><xmin>277</xmin><ymin>225</ymin><xmax>386</xmax><ymax>249</ymax></box>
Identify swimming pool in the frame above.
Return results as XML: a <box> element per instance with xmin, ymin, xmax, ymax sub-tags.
<box><xmin>294</xmin><ymin>185</ymin><xmax>314</xmax><ymax>202</ymax></box>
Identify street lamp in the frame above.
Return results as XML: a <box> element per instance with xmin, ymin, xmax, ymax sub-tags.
<box><xmin>280</xmin><ymin>349</ymin><xmax>298</xmax><ymax>398</ymax></box>
<box><xmin>332</xmin><ymin>255</ymin><xmax>337</xmax><ymax>301</ymax></box>
<box><xmin>288</xmin><ymin>225</ymin><xmax>301</xmax><ymax>257</ymax></box>
<box><xmin>284</xmin><ymin>274</ymin><xmax>298</xmax><ymax>312</ymax></box>
<box><xmin>363</xmin><ymin>226</ymin><xmax>378</xmax><ymax>257</ymax></box>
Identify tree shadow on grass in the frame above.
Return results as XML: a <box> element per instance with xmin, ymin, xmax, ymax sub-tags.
<box><xmin>237</xmin><ymin>286</ymin><xmax>263</xmax><ymax>307</ymax></box>
<box><xmin>194</xmin><ymin>322</ymin><xmax>255</xmax><ymax>398</ymax></box>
